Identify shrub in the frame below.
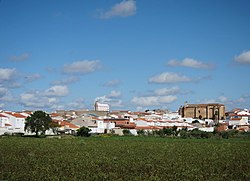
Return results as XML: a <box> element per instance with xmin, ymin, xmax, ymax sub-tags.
<box><xmin>77</xmin><ymin>126</ymin><xmax>91</xmax><ymax>137</ymax></box>
<box><xmin>122</xmin><ymin>129</ymin><xmax>131</xmax><ymax>135</ymax></box>
<box><xmin>220</xmin><ymin>131</ymin><xmax>229</xmax><ymax>139</ymax></box>
<box><xmin>163</xmin><ymin>128</ymin><xmax>173</xmax><ymax>136</ymax></box>
<box><xmin>137</xmin><ymin>129</ymin><xmax>145</xmax><ymax>136</ymax></box>
<box><xmin>179</xmin><ymin>130</ymin><xmax>190</xmax><ymax>139</ymax></box>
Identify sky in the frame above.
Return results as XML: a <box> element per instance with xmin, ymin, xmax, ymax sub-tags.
<box><xmin>0</xmin><ymin>0</ymin><xmax>250</xmax><ymax>112</ymax></box>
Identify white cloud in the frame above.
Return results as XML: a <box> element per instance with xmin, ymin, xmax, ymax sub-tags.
<box><xmin>24</xmin><ymin>73</ymin><xmax>41</xmax><ymax>82</ymax></box>
<box><xmin>0</xmin><ymin>103</ymin><xmax>5</xmax><ymax>109</ymax></box>
<box><xmin>131</xmin><ymin>95</ymin><xmax>177</xmax><ymax>107</ymax></box>
<box><xmin>0</xmin><ymin>87</ymin><xmax>14</xmax><ymax>102</ymax></box>
<box><xmin>154</xmin><ymin>87</ymin><xmax>180</xmax><ymax>96</ymax></box>
<box><xmin>95</xmin><ymin>90</ymin><xmax>123</xmax><ymax>108</ymax></box>
<box><xmin>103</xmin><ymin>79</ymin><xmax>120</xmax><ymax>87</ymax></box>
<box><xmin>108</xmin><ymin>90</ymin><xmax>121</xmax><ymax>98</ymax></box>
<box><xmin>0</xmin><ymin>68</ymin><xmax>16</xmax><ymax>82</ymax></box>
<box><xmin>66</xmin><ymin>98</ymin><xmax>86</xmax><ymax>110</ymax></box>
<box><xmin>44</xmin><ymin>85</ymin><xmax>69</xmax><ymax>97</ymax></box>
<box><xmin>9</xmin><ymin>53</ymin><xmax>29</xmax><ymax>61</ymax></box>
<box><xmin>52</xmin><ymin>76</ymin><xmax>80</xmax><ymax>85</ymax></box>
<box><xmin>149</xmin><ymin>72</ymin><xmax>191</xmax><ymax>84</ymax></box>
<box><xmin>234</xmin><ymin>50</ymin><xmax>250</xmax><ymax>64</ymax></box>
<box><xmin>99</xmin><ymin>0</ymin><xmax>136</xmax><ymax>19</ymax></box>
<box><xmin>0</xmin><ymin>87</ymin><xmax>8</xmax><ymax>97</ymax></box>
<box><xmin>218</xmin><ymin>95</ymin><xmax>228</xmax><ymax>102</ymax></box>
<box><xmin>18</xmin><ymin>84</ymin><xmax>71</xmax><ymax>110</ymax></box>
<box><xmin>167</xmin><ymin>58</ymin><xmax>213</xmax><ymax>69</ymax></box>
<box><xmin>20</xmin><ymin>92</ymin><xmax>58</xmax><ymax>109</ymax></box>
<box><xmin>63</xmin><ymin>60</ymin><xmax>101</xmax><ymax>74</ymax></box>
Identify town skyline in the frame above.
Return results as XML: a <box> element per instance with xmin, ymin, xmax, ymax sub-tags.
<box><xmin>1</xmin><ymin>0</ymin><xmax>250</xmax><ymax>112</ymax></box>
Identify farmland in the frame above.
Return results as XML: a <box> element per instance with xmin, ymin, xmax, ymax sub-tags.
<box><xmin>1</xmin><ymin>136</ymin><xmax>250</xmax><ymax>180</ymax></box>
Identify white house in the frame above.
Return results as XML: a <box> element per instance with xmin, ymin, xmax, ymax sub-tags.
<box><xmin>1</xmin><ymin>112</ymin><xmax>27</xmax><ymax>134</ymax></box>
<box><xmin>89</xmin><ymin>119</ymin><xmax>105</xmax><ymax>134</ymax></box>
<box><xmin>0</xmin><ymin>113</ymin><xmax>11</xmax><ymax>135</ymax></box>
<box><xmin>228</xmin><ymin>109</ymin><xmax>250</xmax><ymax>128</ymax></box>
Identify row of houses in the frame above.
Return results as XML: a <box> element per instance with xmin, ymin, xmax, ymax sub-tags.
<box><xmin>0</xmin><ymin>106</ymin><xmax>249</xmax><ymax>136</ymax></box>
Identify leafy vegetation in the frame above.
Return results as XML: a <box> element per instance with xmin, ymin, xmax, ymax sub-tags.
<box><xmin>76</xmin><ymin>126</ymin><xmax>91</xmax><ymax>137</ymax></box>
<box><xmin>138</xmin><ymin>127</ymin><xmax>250</xmax><ymax>140</ymax></box>
<box><xmin>25</xmin><ymin>111</ymin><xmax>55</xmax><ymax>136</ymax></box>
<box><xmin>122</xmin><ymin>129</ymin><xmax>131</xmax><ymax>135</ymax></box>
<box><xmin>0</xmin><ymin>137</ymin><xmax>249</xmax><ymax>180</ymax></box>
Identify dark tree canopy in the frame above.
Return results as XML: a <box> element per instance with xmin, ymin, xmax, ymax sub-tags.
<box><xmin>25</xmin><ymin>111</ymin><xmax>53</xmax><ymax>136</ymax></box>
<box><xmin>77</xmin><ymin>126</ymin><xmax>91</xmax><ymax>137</ymax></box>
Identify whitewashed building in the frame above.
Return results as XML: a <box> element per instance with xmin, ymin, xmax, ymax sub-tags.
<box><xmin>1</xmin><ymin>112</ymin><xmax>27</xmax><ymax>134</ymax></box>
<box><xmin>94</xmin><ymin>101</ymin><xmax>110</xmax><ymax>112</ymax></box>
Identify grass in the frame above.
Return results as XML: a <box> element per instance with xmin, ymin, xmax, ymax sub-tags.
<box><xmin>0</xmin><ymin>136</ymin><xmax>250</xmax><ymax>180</ymax></box>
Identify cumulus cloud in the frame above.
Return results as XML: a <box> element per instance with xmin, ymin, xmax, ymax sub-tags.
<box><xmin>197</xmin><ymin>94</ymin><xmax>250</xmax><ymax>111</ymax></box>
<box><xmin>108</xmin><ymin>90</ymin><xmax>121</xmax><ymax>98</ymax></box>
<box><xmin>63</xmin><ymin>60</ymin><xmax>101</xmax><ymax>74</ymax></box>
<box><xmin>131</xmin><ymin>95</ymin><xmax>177</xmax><ymax>107</ymax></box>
<box><xmin>0</xmin><ymin>87</ymin><xmax>8</xmax><ymax>97</ymax></box>
<box><xmin>64</xmin><ymin>98</ymin><xmax>86</xmax><ymax>110</ymax></box>
<box><xmin>0</xmin><ymin>86</ymin><xmax>14</xmax><ymax>102</ymax></box>
<box><xmin>9</xmin><ymin>53</ymin><xmax>29</xmax><ymax>61</ymax></box>
<box><xmin>148</xmin><ymin>72</ymin><xmax>191</xmax><ymax>84</ymax></box>
<box><xmin>44</xmin><ymin>85</ymin><xmax>69</xmax><ymax>97</ymax></box>
<box><xmin>167</xmin><ymin>58</ymin><xmax>213</xmax><ymax>69</ymax></box>
<box><xmin>95</xmin><ymin>90</ymin><xmax>123</xmax><ymax>108</ymax></box>
<box><xmin>24</xmin><ymin>73</ymin><xmax>41</xmax><ymax>82</ymax></box>
<box><xmin>154</xmin><ymin>87</ymin><xmax>180</xmax><ymax>96</ymax></box>
<box><xmin>99</xmin><ymin>0</ymin><xmax>136</xmax><ymax>19</ymax></box>
<box><xmin>234</xmin><ymin>50</ymin><xmax>250</xmax><ymax>64</ymax></box>
<box><xmin>103</xmin><ymin>79</ymin><xmax>120</xmax><ymax>87</ymax></box>
<box><xmin>52</xmin><ymin>76</ymin><xmax>80</xmax><ymax>85</ymax></box>
<box><xmin>0</xmin><ymin>68</ymin><xmax>16</xmax><ymax>82</ymax></box>
<box><xmin>0</xmin><ymin>103</ymin><xmax>5</xmax><ymax>109</ymax></box>
<box><xmin>20</xmin><ymin>92</ymin><xmax>58</xmax><ymax>109</ymax></box>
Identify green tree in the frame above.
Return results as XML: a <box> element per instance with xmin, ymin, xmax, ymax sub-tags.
<box><xmin>137</xmin><ymin>129</ymin><xmax>145</xmax><ymax>136</ymax></box>
<box><xmin>25</xmin><ymin>111</ymin><xmax>53</xmax><ymax>137</ymax></box>
<box><xmin>50</xmin><ymin>121</ymin><xmax>60</xmax><ymax>134</ymax></box>
<box><xmin>77</xmin><ymin>126</ymin><xmax>91</xmax><ymax>137</ymax></box>
<box><xmin>163</xmin><ymin>128</ymin><xmax>173</xmax><ymax>136</ymax></box>
<box><xmin>122</xmin><ymin>129</ymin><xmax>131</xmax><ymax>135</ymax></box>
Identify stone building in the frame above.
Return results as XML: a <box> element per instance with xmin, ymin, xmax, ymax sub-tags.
<box><xmin>94</xmin><ymin>101</ymin><xmax>110</xmax><ymax>112</ymax></box>
<box><xmin>179</xmin><ymin>103</ymin><xmax>225</xmax><ymax>121</ymax></box>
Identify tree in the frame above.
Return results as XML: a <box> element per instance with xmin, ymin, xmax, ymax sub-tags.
<box><xmin>192</xmin><ymin>120</ymin><xmax>200</xmax><ymax>124</ymax></box>
<box><xmin>50</xmin><ymin>121</ymin><xmax>60</xmax><ymax>134</ymax></box>
<box><xmin>163</xmin><ymin>128</ymin><xmax>173</xmax><ymax>136</ymax></box>
<box><xmin>122</xmin><ymin>129</ymin><xmax>130</xmax><ymax>135</ymax></box>
<box><xmin>25</xmin><ymin>111</ymin><xmax>53</xmax><ymax>137</ymax></box>
<box><xmin>137</xmin><ymin>129</ymin><xmax>145</xmax><ymax>136</ymax></box>
<box><xmin>77</xmin><ymin>126</ymin><xmax>91</xmax><ymax>137</ymax></box>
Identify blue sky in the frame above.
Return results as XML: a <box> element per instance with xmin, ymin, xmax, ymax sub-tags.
<box><xmin>0</xmin><ymin>0</ymin><xmax>250</xmax><ymax>112</ymax></box>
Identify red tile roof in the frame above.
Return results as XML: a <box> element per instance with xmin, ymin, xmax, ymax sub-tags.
<box><xmin>4</xmin><ymin>112</ymin><xmax>27</xmax><ymax>118</ymax></box>
<box><xmin>0</xmin><ymin>113</ymin><xmax>7</xmax><ymax>118</ymax></box>
<box><xmin>54</xmin><ymin>120</ymin><xmax>80</xmax><ymax>129</ymax></box>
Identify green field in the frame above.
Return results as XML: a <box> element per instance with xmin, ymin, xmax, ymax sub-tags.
<box><xmin>1</xmin><ymin>136</ymin><xmax>250</xmax><ymax>180</ymax></box>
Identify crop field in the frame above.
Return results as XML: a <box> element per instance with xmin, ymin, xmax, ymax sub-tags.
<box><xmin>1</xmin><ymin>136</ymin><xmax>250</xmax><ymax>180</ymax></box>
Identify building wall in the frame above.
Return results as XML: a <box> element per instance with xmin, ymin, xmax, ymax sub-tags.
<box><xmin>179</xmin><ymin>104</ymin><xmax>225</xmax><ymax>120</ymax></box>
<box><xmin>94</xmin><ymin>101</ymin><xmax>110</xmax><ymax>112</ymax></box>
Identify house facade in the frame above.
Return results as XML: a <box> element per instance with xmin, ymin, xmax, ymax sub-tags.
<box><xmin>179</xmin><ymin>103</ymin><xmax>225</xmax><ymax>121</ymax></box>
